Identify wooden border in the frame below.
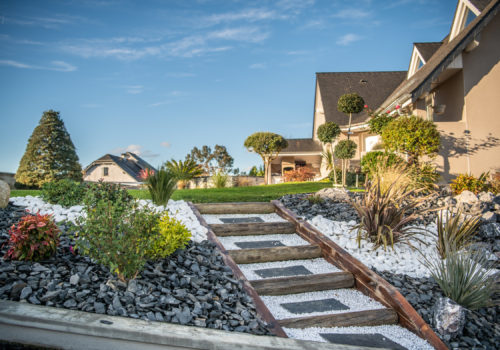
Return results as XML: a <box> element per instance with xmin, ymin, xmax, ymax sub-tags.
<box><xmin>187</xmin><ymin>202</ymin><xmax>288</xmax><ymax>338</ymax></box>
<box><xmin>271</xmin><ymin>200</ymin><xmax>448</xmax><ymax>350</ymax></box>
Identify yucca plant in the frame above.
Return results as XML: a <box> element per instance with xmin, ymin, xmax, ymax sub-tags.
<box><xmin>436</xmin><ymin>209</ymin><xmax>481</xmax><ymax>259</ymax></box>
<box><xmin>165</xmin><ymin>158</ymin><xmax>203</xmax><ymax>189</ymax></box>
<box><xmin>350</xmin><ymin>176</ymin><xmax>433</xmax><ymax>251</ymax></box>
<box><xmin>211</xmin><ymin>171</ymin><xmax>229</xmax><ymax>188</ymax></box>
<box><xmin>145</xmin><ymin>166</ymin><xmax>177</xmax><ymax>205</ymax></box>
<box><xmin>421</xmin><ymin>247</ymin><xmax>495</xmax><ymax>310</ymax></box>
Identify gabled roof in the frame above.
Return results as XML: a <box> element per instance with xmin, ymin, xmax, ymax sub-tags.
<box><xmin>380</xmin><ymin>0</ymin><xmax>499</xmax><ymax>109</ymax></box>
<box><xmin>84</xmin><ymin>152</ymin><xmax>156</xmax><ymax>181</ymax></box>
<box><xmin>282</xmin><ymin>138</ymin><xmax>322</xmax><ymax>153</ymax></box>
<box><xmin>470</xmin><ymin>0</ymin><xmax>491</xmax><ymax>12</ymax></box>
<box><xmin>316</xmin><ymin>71</ymin><xmax>407</xmax><ymax>126</ymax></box>
<box><xmin>414</xmin><ymin>42</ymin><xmax>443</xmax><ymax>62</ymax></box>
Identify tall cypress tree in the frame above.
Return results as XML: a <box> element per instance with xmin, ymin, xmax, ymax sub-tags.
<box><xmin>15</xmin><ymin>110</ymin><xmax>82</xmax><ymax>187</ymax></box>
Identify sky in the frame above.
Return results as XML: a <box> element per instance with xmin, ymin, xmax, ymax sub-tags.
<box><xmin>0</xmin><ymin>0</ymin><xmax>458</xmax><ymax>174</ymax></box>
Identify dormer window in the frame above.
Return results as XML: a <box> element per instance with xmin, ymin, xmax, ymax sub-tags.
<box><xmin>449</xmin><ymin>0</ymin><xmax>481</xmax><ymax>41</ymax></box>
<box><xmin>407</xmin><ymin>47</ymin><xmax>426</xmax><ymax>79</ymax></box>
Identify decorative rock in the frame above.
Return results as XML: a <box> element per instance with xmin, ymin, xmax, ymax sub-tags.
<box><xmin>455</xmin><ymin>190</ymin><xmax>478</xmax><ymax>205</ymax></box>
<box><xmin>481</xmin><ymin>211</ymin><xmax>497</xmax><ymax>223</ymax></box>
<box><xmin>70</xmin><ymin>273</ymin><xmax>80</xmax><ymax>285</ymax></box>
<box><xmin>0</xmin><ymin>180</ymin><xmax>10</xmax><ymax>209</ymax></box>
<box><xmin>20</xmin><ymin>286</ymin><xmax>32</xmax><ymax>300</ymax></box>
<box><xmin>315</xmin><ymin>188</ymin><xmax>351</xmax><ymax>202</ymax></box>
<box><xmin>433</xmin><ymin>297</ymin><xmax>466</xmax><ymax>338</ymax></box>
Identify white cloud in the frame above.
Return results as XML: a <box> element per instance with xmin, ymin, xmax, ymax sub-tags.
<box><xmin>123</xmin><ymin>85</ymin><xmax>144</xmax><ymax>94</ymax></box>
<box><xmin>332</xmin><ymin>9</ymin><xmax>371</xmax><ymax>19</ymax></box>
<box><xmin>149</xmin><ymin>100</ymin><xmax>171</xmax><ymax>107</ymax></box>
<box><xmin>337</xmin><ymin>33</ymin><xmax>362</xmax><ymax>46</ymax></box>
<box><xmin>207</xmin><ymin>27</ymin><xmax>269</xmax><ymax>43</ymax></box>
<box><xmin>204</xmin><ymin>8</ymin><xmax>284</xmax><ymax>25</ymax></box>
<box><xmin>249</xmin><ymin>63</ymin><xmax>266</xmax><ymax>69</ymax></box>
<box><xmin>0</xmin><ymin>59</ymin><xmax>77</xmax><ymax>72</ymax></box>
<box><xmin>4</xmin><ymin>14</ymin><xmax>89</xmax><ymax>29</ymax></box>
<box><xmin>111</xmin><ymin>144</ymin><xmax>159</xmax><ymax>158</ymax></box>
<box><xmin>161</xmin><ymin>142</ymin><xmax>171</xmax><ymax>148</ymax></box>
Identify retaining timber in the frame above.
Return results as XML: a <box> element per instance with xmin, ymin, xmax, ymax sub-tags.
<box><xmin>228</xmin><ymin>245</ymin><xmax>323</xmax><ymax>264</ymax></box>
<box><xmin>195</xmin><ymin>202</ymin><xmax>275</xmax><ymax>214</ymax></box>
<box><xmin>210</xmin><ymin>221</ymin><xmax>296</xmax><ymax>236</ymax></box>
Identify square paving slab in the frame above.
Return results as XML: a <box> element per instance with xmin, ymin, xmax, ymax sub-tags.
<box><xmin>234</xmin><ymin>240</ymin><xmax>285</xmax><ymax>249</ymax></box>
<box><xmin>280</xmin><ymin>298</ymin><xmax>349</xmax><ymax>314</ymax></box>
<box><xmin>219</xmin><ymin>217</ymin><xmax>264</xmax><ymax>223</ymax></box>
<box><xmin>320</xmin><ymin>333</ymin><xmax>407</xmax><ymax>350</ymax></box>
<box><xmin>254</xmin><ymin>265</ymin><xmax>313</xmax><ymax>278</ymax></box>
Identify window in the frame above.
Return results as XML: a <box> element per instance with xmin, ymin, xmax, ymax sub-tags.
<box><xmin>103</xmin><ymin>167</ymin><xmax>109</xmax><ymax>176</ymax></box>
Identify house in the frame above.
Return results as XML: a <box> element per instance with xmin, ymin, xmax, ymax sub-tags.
<box><xmin>275</xmin><ymin>0</ymin><xmax>500</xmax><ymax>181</ymax></box>
<box><xmin>83</xmin><ymin>152</ymin><xmax>156</xmax><ymax>186</ymax></box>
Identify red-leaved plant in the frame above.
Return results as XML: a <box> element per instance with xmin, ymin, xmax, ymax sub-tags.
<box><xmin>282</xmin><ymin>167</ymin><xmax>316</xmax><ymax>182</ymax></box>
<box><xmin>4</xmin><ymin>213</ymin><xmax>60</xmax><ymax>261</ymax></box>
<box><xmin>138</xmin><ymin>168</ymin><xmax>155</xmax><ymax>181</ymax></box>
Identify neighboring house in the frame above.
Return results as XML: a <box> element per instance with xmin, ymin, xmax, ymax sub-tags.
<box><xmin>276</xmin><ymin>0</ymin><xmax>500</xmax><ymax>181</ymax></box>
<box><xmin>83</xmin><ymin>152</ymin><xmax>156</xmax><ymax>186</ymax></box>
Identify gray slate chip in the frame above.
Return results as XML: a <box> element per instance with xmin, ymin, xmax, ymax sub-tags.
<box><xmin>219</xmin><ymin>217</ymin><xmax>264</xmax><ymax>223</ymax></box>
<box><xmin>254</xmin><ymin>265</ymin><xmax>313</xmax><ymax>278</ymax></box>
<box><xmin>320</xmin><ymin>333</ymin><xmax>407</xmax><ymax>350</ymax></box>
<box><xmin>235</xmin><ymin>240</ymin><xmax>285</xmax><ymax>249</ymax></box>
<box><xmin>280</xmin><ymin>298</ymin><xmax>349</xmax><ymax>314</ymax></box>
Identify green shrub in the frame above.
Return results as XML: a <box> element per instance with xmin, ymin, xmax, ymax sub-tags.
<box><xmin>211</xmin><ymin>171</ymin><xmax>229</xmax><ymax>188</ymax></box>
<box><xmin>41</xmin><ymin>179</ymin><xmax>85</xmax><ymax>207</ymax></box>
<box><xmin>4</xmin><ymin>213</ymin><xmax>60</xmax><ymax>261</ymax></box>
<box><xmin>145</xmin><ymin>167</ymin><xmax>177</xmax><ymax>205</ymax></box>
<box><xmin>422</xmin><ymin>248</ymin><xmax>495</xmax><ymax>310</ymax></box>
<box><xmin>410</xmin><ymin>162</ymin><xmax>439</xmax><ymax>192</ymax></box>
<box><xmin>317</xmin><ymin>122</ymin><xmax>341</xmax><ymax>143</ymax></box>
<box><xmin>334</xmin><ymin>140</ymin><xmax>357</xmax><ymax>159</ymax></box>
<box><xmin>368</xmin><ymin>113</ymin><xmax>393</xmax><ymax>135</ymax></box>
<box><xmin>436</xmin><ymin>210</ymin><xmax>481</xmax><ymax>259</ymax></box>
<box><xmin>328</xmin><ymin>169</ymin><xmax>365</xmax><ymax>187</ymax></box>
<box><xmin>83</xmin><ymin>181</ymin><xmax>133</xmax><ymax>209</ymax></box>
<box><xmin>360</xmin><ymin>151</ymin><xmax>403</xmax><ymax>177</ymax></box>
<box><xmin>450</xmin><ymin>173</ymin><xmax>488</xmax><ymax>195</ymax></box>
<box><xmin>147</xmin><ymin>213</ymin><xmax>191</xmax><ymax>260</ymax></box>
<box><xmin>337</xmin><ymin>93</ymin><xmax>365</xmax><ymax>114</ymax></box>
<box><xmin>166</xmin><ymin>158</ymin><xmax>203</xmax><ymax>189</ymax></box>
<box><xmin>76</xmin><ymin>198</ymin><xmax>160</xmax><ymax>281</ymax></box>
<box><xmin>306</xmin><ymin>195</ymin><xmax>324</xmax><ymax>205</ymax></box>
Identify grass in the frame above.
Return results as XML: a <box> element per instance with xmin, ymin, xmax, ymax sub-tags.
<box><xmin>12</xmin><ymin>182</ymin><xmax>361</xmax><ymax>203</ymax></box>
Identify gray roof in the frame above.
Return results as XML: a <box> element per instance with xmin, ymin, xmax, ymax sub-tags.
<box><xmin>85</xmin><ymin>152</ymin><xmax>156</xmax><ymax>181</ymax></box>
<box><xmin>316</xmin><ymin>71</ymin><xmax>407</xmax><ymax>126</ymax></box>
<box><xmin>470</xmin><ymin>0</ymin><xmax>491</xmax><ymax>11</ymax></box>
<box><xmin>282</xmin><ymin>138</ymin><xmax>322</xmax><ymax>153</ymax></box>
<box><xmin>414</xmin><ymin>42</ymin><xmax>443</xmax><ymax>62</ymax></box>
<box><xmin>381</xmin><ymin>0</ymin><xmax>499</xmax><ymax>108</ymax></box>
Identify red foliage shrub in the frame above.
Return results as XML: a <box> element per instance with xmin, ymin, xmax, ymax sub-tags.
<box><xmin>282</xmin><ymin>167</ymin><xmax>316</xmax><ymax>182</ymax></box>
<box><xmin>138</xmin><ymin>168</ymin><xmax>155</xmax><ymax>181</ymax></box>
<box><xmin>4</xmin><ymin>213</ymin><xmax>60</xmax><ymax>261</ymax></box>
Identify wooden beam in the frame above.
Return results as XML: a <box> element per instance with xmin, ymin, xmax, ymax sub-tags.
<box><xmin>229</xmin><ymin>245</ymin><xmax>322</xmax><ymax>264</ymax></box>
<box><xmin>195</xmin><ymin>202</ymin><xmax>275</xmax><ymax>214</ymax></box>
<box><xmin>210</xmin><ymin>222</ymin><xmax>296</xmax><ymax>236</ymax></box>
<box><xmin>271</xmin><ymin>200</ymin><xmax>448</xmax><ymax>350</ymax></box>
<box><xmin>251</xmin><ymin>272</ymin><xmax>354</xmax><ymax>296</ymax></box>
<box><xmin>278</xmin><ymin>309</ymin><xmax>398</xmax><ymax>329</ymax></box>
<box><xmin>187</xmin><ymin>202</ymin><xmax>288</xmax><ymax>338</ymax></box>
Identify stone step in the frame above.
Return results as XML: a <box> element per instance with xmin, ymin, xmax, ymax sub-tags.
<box><xmin>211</xmin><ymin>222</ymin><xmax>296</xmax><ymax>236</ymax></box>
<box><xmin>250</xmin><ymin>272</ymin><xmax>354</xmax><ymax>296</ymax></box>
<box><xmin>229</xmin><ymin>245</ymin><xmax>322</xmax><ymax>264</ymax></box>
<box><xmin>278</xmin><ymin>308</ymin><xmax>398</xmax><ymax>329</ymax></box>
<box><xmin>196</xmin><ymin>202</ymin><xmax>275</xmax><ymax>214</ymax></box>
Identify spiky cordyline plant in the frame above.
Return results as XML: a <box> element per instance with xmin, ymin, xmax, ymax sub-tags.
<box><xmin>145</xmin><ymin>166</ymin><xmax>177</xmax><ymax>205</ymax></box>
<box><xmin>421</xmin><ymin>247</ymin><xmax>495</xmax><ymax>310</ymax></box>
<box><xmin>350</xmin><ymin>176</ymin><xmax>434</xmax><ymax>251</ymax></box>
<box><xmin>436</xmin><ymin>209</ymin><xmax>481</xmax><ymax>259</ymax></box>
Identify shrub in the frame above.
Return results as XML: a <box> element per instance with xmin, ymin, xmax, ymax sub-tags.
<box><xmin>166</xmin><ymin>159</ymin><xmax>203</xmax><ymax>189</ymax></box>
<box><xmin>410</xmin><ymin>162</ymin><xmax>439</xmax><ymax>192</ymax></box>
<box><xmin>337</xmin><ymin>93</ymin><xmax>365</xmax><ymax>114</ymax></box>
<box><xmin>138</xmin><ymin>168</ymin><xmax>155</xmax><ymax>181</ymax></box>
<box><xmin>328</xmin><ymin>169</ymin><xmax>365</xmax><ymax>187</ymax></box>
<box><xmin>360</xmin><ymin>151</ymin><xmax>403</xmax><ymax>177</ymax></box>
<box><xmin>368</xmin><ymin>113</ymin><xmax>393</xmax><ymax>135</ymax></box>
<box><xmin>283</xmin><ymin>167</ymin><xmax>316</xmax><ymax>182</ymax></box>
<box><xmin>317</xmin><ymin>122</ymin><xmax>341</xmax><ymax>144</ymax></box>
<box><xmin>4</xmin><ymin>213</ymin><xmax>60</xmax><ymax>261</ymax></box>
<box><xmin>306</xmin><ymin>195</ymin><xmax>325</xmax><ymax>204</ymax></box>
<box><xmin>76</xmin><ymin>198</ymin><xmax>160</xmax><ymax>281</ymax></box>
<box><xmin>334</xmin><ymin>140</ymin><xmax>357</xmax><ymax>187</ymax></box>
<box><xmin>489</xmin><ymin>172</ymin><xmax>500</xmax><ymax>194</ymax></box>
<box><xmin>421</xmin><ymin>248</ymin><xmax>495</xmax><ymax>310</ymax></box>
<box><xmin>436</xmin><ymin>210</ymin><xmax>481</xmax><ymax>259</ymax></box>
<box><xmin>41</xmin><ymin>179</ymin><xmax>85</xmax><ymax>207</ymax></box>
<box><xmin>83</xmin><ymin>181</ymin><xmax>133</xmax><ymax>209</ymax></box>
<box><xmin>211</xmin><ymin>171</ymin><xmax>229</xmax><ymax>188</ymax></box>
<box><xmin>148</xmin><ymin>213</ymin><xmax>191</xmax><ymax>260</ymax></box>
<box><xmin>145</xmin><ymin>166</ymin><xmax>177</xmax><ymax>205</ymax></box>
<box><xmin>350</xmin><ymin>177</ymin><xmax>431</xmax><ymax>250</ymax></box>
<box><xmin>450</xmin><ymin>173</ymin><xmax>488</xmax><ymax>195</ymax></box>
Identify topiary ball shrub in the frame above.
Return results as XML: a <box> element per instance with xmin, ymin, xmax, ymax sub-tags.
<box><xmin>148</xmin><ymin>213</ymin><xmax>191</xmax><ymax>260</ymax></box>
<box><xmin>337</xmin><ymin>93</ymin><xmax>365</xmax><ymax>114</ymax></box>
<box><xmin>41</xmin><ymin>179</ymin><xmax>85</xmax><ymax>207</ymax></box>
<box><xmin>317</xmin><ymin>122</ymin><xmax>341</xmax><ymax>144</ymax></box>
<box><xmin>4</xmin><ymin>213</ymin><xmax>60</xmax><ymax>261</ymax></box>
<box><xmin>334</xmin><ymin>140</ymin><xmax>357</xmax><ymax>159</ymax></box>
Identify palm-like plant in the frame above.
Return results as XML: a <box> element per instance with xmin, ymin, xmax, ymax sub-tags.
<box><xmin>436</xmin><ymin>209</ymin><xmax>481</xmax><ymax>259</ymax></box>
<box><xmin>165</xmin><ymin>158</ymin><xmax>203</xmax><ymax>189</ymax></box>
<box><xmin>145</xmin><ymin>166</ymin><xmax>177</xmax><ymax>205</ymax></box>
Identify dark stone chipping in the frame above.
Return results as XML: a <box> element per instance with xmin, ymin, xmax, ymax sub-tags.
<box><xmin>234</xmin><ymin>240</ymin><xmax>285</xmax><ymax>249</ymax></box>
<box><xmin>280</xmin><ymin>298</ymin><xmax>349</xmax><ymax>314</ymax></box>
<box><xmin>219</xmin><ymin>217</ymin><xmax>264</xmax><ymax>223</ymax></box>
<box><xmin>320</xmin><ymin>333</ymin><xmax>408</xmax><ymax>350</ymax></box>
<box><xmin>254</xmin><ymin>265</ymin><xmax>313</xmax><ymax>278</ymax></box>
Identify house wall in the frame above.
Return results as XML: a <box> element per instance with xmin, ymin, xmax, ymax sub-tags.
<box><xmin>84</xmin><ymin>163</ymin><xmax>137</xmax><ymax>183</ymax></box>
<box><xmin>312</xmin><ymin>82</ymin><xmax>326</xmax><ymax>141</ymax></box>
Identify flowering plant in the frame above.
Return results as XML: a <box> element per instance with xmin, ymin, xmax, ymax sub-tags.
<box><xmin>138</xmin><ymin>168</ymin><xmax>155</xmax><ymax>180</ymax></box>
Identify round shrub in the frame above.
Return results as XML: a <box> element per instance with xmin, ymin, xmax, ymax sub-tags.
<box><xmin>450</xmin><ymin>173</ymin><xmax>487</xmax><ymax>195</ymax></box>
<box><xmin>4</xmin><ymin>213</ymin><xmax>60</xmax><ymax>261</ymax></box>
<box><xmin>41</xmin><ymin>179</ymin><xmax>85</xmax><ymax>207</ymax></box>
<box><xmin>337</xmin><ymin>93</ymin><xmax>365</xmax><ymax>114</ymax></box>
<box><xmin>334</xmin><ymin>140</ymin><xmax>357</xmax><ymax>159</ymax></box>
<box><xmin>148</xmin><ymin>213</ymin><xmax>191</xmax><ymax>260</ymax></box>
<box><xmin>368</xmin><ymin>113</ymin><xmax>393</xmax><ymax>135</ymax></box>
<box><xmin>83</xmin><ymin>181</ymin><xmax>133</xmax><ymax>209</ymax></box>
<box><xmin>361</xmin><ymin>151</ymin><xmax>403</xmax><ymax>175</ymax></box>
<box><xmin>317</xmin><ymin>122</ymin><xmax>341</xmax><ymax>144</ymax></box>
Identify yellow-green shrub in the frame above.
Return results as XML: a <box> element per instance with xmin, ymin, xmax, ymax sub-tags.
<box><xmin>148</xmin><ymin>214</ymin><xmax>191</xmax><ymax>259</ymax></box>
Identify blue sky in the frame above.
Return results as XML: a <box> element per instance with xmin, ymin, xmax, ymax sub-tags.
<box><xmin>0</xmin><ymin>0</ymin><xmax>457</xmax><ymax>174</ymax></box>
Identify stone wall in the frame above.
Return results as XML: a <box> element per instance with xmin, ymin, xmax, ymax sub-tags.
<box><xmin>0</xmin><ymin>173</ymin><xmax>15</xmax><ymax>189</ymax></box>
<box><xmin>186</xmin><ymin>176</ymin><xmax>265</xmax><ymax>189</ymax></box>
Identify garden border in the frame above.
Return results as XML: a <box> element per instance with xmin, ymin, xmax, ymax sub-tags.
<box><xmin>271</xmin><ymin>200</ymin><xmax>448</xmax><ymax>350</ymax></box>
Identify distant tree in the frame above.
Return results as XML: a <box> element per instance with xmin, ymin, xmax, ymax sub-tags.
<box><xmin>244</xmin><ymin>132</ymin><xmax>288</xmax><ymax>185</ymax></box>
<box><xmin>337</xmin><ymin>93</ymin><xmax>365</xmax><ymax>140</ymax></box>
<box><xmin>248</xmin><ymin>165</ymin><xmax>264</xmax><ymax>177</ymax></box>
<box><xmin>212</xmin><ymin>145</ymin><xmax>234</xmax><ymax>173</ymax></box>
<box><xmin>187</xmin><ymin>144</ymin><xmax>233</xmax><ymax>174</ymax></box>
<box><xmin>317</xmin><ymin>122</ymin><xmax>341</xmax><ymax>185</ymax></box>
<box><xmin>382</xmin><ymin>115</ymin><xmax>440</xmax><ymax>165</ymax></box>
<box><xmin>334</xmin><ymin>140</ymin><xmax>357</xmax><ymax>187</ymax></box>
<box><xmin>15</xmin><ymin>110</ymin><xmax>82</xmax><ymax>188</ymax></box>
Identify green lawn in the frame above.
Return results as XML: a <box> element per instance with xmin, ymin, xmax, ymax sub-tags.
<box><xmin>11</xmin><ymin>182</ymin><xmax>358</xmax><ymax>203</ymax></box>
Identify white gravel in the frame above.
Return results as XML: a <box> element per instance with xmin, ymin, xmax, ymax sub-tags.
<box><xmin>308</xmin><ymin>215</ymin><xmax>439</xmax><ymax>278</ymax></box>
<box><xmin>218</xmin><ymin>233</ymin><xmax>308</xmax><ymax>250</ymax></box>
<box><xmin>239</xmin><ymin>258</ymin><xmax>341</xmax><ymax>280</ymax></box>
<box><xmin>203</xmin><ymin>213</ymin><xmax>288</xmax><ymax>224</ymax></box>
<box><xmin>261</xmin><ymin>289</ymin><xmax>384</xmax><ymax>319</ymax></box>
<box><xmin>9</xmin><ymin>196</ymin><xmax>208</xmax><ymax>242</ymax></box>
<box><xmin>284</xmin><ymin>325</ymin><xmax>434</xmax><ymax>350</ymax></box>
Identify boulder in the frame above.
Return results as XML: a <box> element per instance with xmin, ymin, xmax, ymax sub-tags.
<box><xmin>315</xmin><ymin>188</ymin><xmax>350</xmax><ymax>202</ymax></box>
<box><xmin>455</xmin><ymin>190</ymin><xmax>478</xmax><ymax>205</ymax></box>
<box><xmin>478</xmin><ymin>192</ymin><xmax>495</xmax><ymax>203</ymax></box>
<box><xmin>0</xmin><ymin>180</ymin><xmax>10</xmax><ymax>208</ymax></box>
<box><xmin>433</xmin><ymin>297</ymin><xmax>466</xmax><ymax>338</ymax></box>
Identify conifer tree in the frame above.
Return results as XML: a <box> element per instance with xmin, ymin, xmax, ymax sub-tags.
<box><xmin>15</xmin><ymin>110</ymin><xmax>82</xmax><ymax>187</ymax></box>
